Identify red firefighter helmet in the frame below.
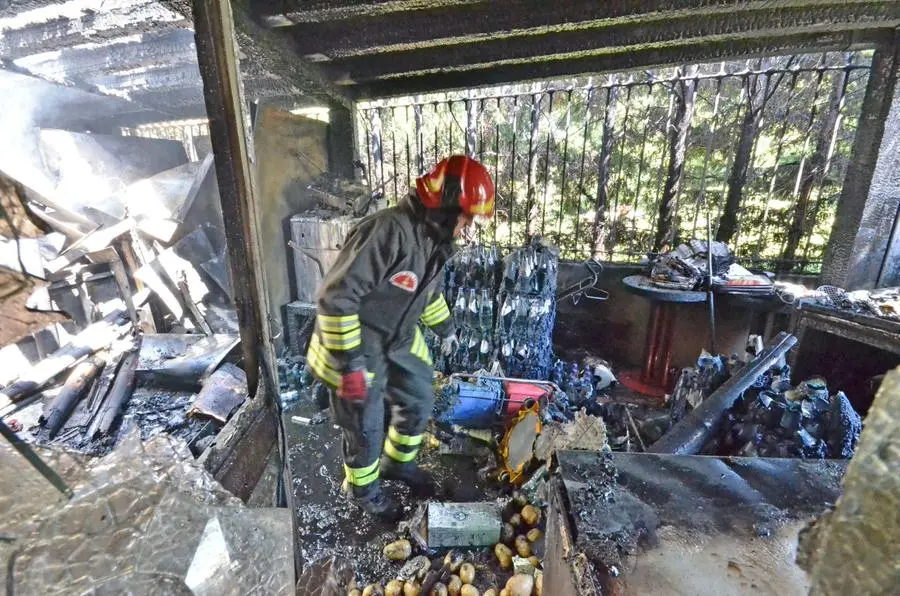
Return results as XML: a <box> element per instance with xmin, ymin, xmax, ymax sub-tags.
<box><xmin>416</xmin><ymin>155</ymin><xmax>495</xmax><ymax>217</ymax></box>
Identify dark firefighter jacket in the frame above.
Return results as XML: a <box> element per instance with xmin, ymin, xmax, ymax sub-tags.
<box><xmin>306</xmin><ymin>193</ymin><xmax>455</xmax><ymax>386</ymax></box>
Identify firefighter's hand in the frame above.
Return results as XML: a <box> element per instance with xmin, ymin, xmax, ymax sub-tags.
<box><xmin>338</xmin><ymin>370</ymin><xmax>368</xmax><ymax>401</ymax></box>
<box><xmin>441</xmin><ymin>332</ymin><xmax>460</xmax><ymax>357</ymax></box>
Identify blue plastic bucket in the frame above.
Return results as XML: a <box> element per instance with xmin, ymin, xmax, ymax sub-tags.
<box><xmin>435</xmin><ymin>378</ymin><xmax>503</xmax><ymax>429</ymax></box>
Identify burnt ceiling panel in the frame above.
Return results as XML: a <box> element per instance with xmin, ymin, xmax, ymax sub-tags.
<box><xmin>0</xmin><ymin>0</ymin><xmax>896</xmax><ymax>121</ymax></box>
<box><xmin>257</xmin><ymin>0</ymin><xmax>900</xmax><ymax>99</ymax></box>
<box><xmin>0</xmin><ymin>0</ymin><xmax>351</xmax><ymax>128</ymax></box>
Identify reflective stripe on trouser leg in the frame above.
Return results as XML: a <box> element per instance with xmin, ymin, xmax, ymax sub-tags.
<box><xmin>328</xmin><ymin>325</ymin><xmax>387</xmax><ymax>495</ymax></box>
<box><xmin>343</xmin><ymin>460</ymin><xmax>379</xmax><ymax>487</ymax></box>
<box><xmin>383</xmin><ymin>335</ymin><xmax>436</xmax><ymax>466</ymax></box>
<box><xmin>384</xmin><ymin>435</ymin><xmax>419</xmax><ymax>463</ymax></box>
<box><xmin>383</xmin><ymin>425</ymin><xmax>423</xmax><ymax>462</ymax></box>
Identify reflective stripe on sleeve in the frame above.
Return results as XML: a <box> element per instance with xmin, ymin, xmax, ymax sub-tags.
<box><xmin>420</xmin><ymin>295</ymin><xmax>451</xmax><ymax>327</ymax></box>
<box><xmin>317</xmin><ymin>314</ymin><xmax>362</xmax><ymax>351</ymax></box>
<box><xmin>410</xmin><ymin>328</ymin><xmax>433</xmax><ymax>365</ymax></box>
<box><xmin>318</xmin><ymin>313</ymin><xmax>361</xmax><ymax>332</ymax></box>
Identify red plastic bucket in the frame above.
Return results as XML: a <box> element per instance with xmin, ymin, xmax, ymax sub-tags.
<box><xmin>504</xmin><ymin>381</ymin><xmax>551</xmax><ymax>418</ymax></box>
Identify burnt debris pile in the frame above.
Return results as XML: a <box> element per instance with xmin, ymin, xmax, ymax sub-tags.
<box><xmin>713</xmin><ymin>370</ymin><xmax>863</xmax><ymax>459</ymax></box>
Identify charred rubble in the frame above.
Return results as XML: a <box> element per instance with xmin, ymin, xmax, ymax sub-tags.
<box><xmin>0</xmin><ymin>132</ymin><xmax>246</xmax><ymax>456</ymax></box>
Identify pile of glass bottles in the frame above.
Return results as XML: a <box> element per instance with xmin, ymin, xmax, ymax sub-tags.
<box><xmin>496</xmin><ymin>238</ymin><xmax>559</xmax><ymax>379</ymax></box>
<box><xmin>431</xmin><ymin>244</ymin><xmax>504</xmax><ymax>373</ymax></box>
<box><xmin>430</xmin><ymin>238</ymin><xmax>560</xmax><ymax>379</ymax></box>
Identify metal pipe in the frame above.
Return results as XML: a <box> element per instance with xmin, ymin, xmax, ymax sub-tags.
<box><xmin>641</xmin><ymin>303</ymin><xmax>664</xmax><ymax>384</ymax></box>
<box><xmin>659</xmin><ymin>303</ymin><xmax>677</xmax><ymax>387</ymax></box>
<box><xmin>650</xmin><ymin>331</ymin><xmax>797</xmax><ymax>455</ymax></box>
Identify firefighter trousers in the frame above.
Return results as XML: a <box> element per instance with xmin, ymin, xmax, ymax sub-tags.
<box><xmin>329</xmin><ymin>325</ymin><xmax>435</xmax><ymax>494</ymax></box>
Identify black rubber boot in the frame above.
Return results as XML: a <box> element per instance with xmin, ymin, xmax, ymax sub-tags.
<box><xmin>380</xmin><ymin>458</ymin><xmax>439</xmax><ymax>498</ymax></box>
<box><xmin>343</xmin><ymin>480</ymin><xmax>402</xmax><ymax>523</ymax></box>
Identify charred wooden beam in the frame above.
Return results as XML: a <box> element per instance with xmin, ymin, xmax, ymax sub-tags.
<box><xmin>288</xmin><ymin>0</ymin><xmax>899</xmax><ymax>57</ymax></box>
<box><xmin>192</xmin><ymin>0</ymin><xmax>288</xmax><ymax>397</ymax></box>
<box><xmin>356</xmin><ymin>29</ymin><xmax>887</xmax><ymax>99</ymax></box>
<box><xmin>86</xmin><ymin>343</ymin><xmax>140</xmax><ymax>439</ymax></box>
<box><xmin>43</xmin><ymin>356</ymin><xmax>104</xmax><ymax>437</ymax></box>
<box><xmin>259</xmin><ymin>0</ymin><xmax>482</xmax><ymax>25</ymax></box>
<box><xmin>0</xmin><ymin>309</ymin><xmax>131</xmax><ymax>410</ymax></box>
<box><xmin>328</xmin><ymin>4</ymin><xmax>900</xmax><ymax>83</ymax></box>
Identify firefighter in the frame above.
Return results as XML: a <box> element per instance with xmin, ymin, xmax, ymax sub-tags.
<box><xmin>306</xmin><ymin>155</ymin><xmax>495</xmax><ymax>521</ymax></box>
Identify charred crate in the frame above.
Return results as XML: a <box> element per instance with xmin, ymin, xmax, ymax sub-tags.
<box><xmin>426</xmin><ymin>502</ymin><xmax>502</xmax><ymax>548</ymax></box>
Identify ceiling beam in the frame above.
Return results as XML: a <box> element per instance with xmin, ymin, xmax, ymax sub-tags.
<box><xmin>256</xmin><ymin>0</ymin><xmax>483</xmax><ymax>26</ymax></box>
<box><xmin>330</xmin><ymin>3</ymin><xmax>899</xmax><ymax>84</ymax></box>
<box><xmin>162</xmin><ymin>0</ymin><xmax>354</xmax><ymax>109</ymax></box>
<box><xmin>355</xmin><ymin>28</ymin><xmax>889</xmax><ymax>99</ymax></box>
<box><xmin>11</xmin><ymin>29</ymin><xmax>199</xmax><ymax>82</ymax></box>
<box><xmin>286</xmin><ymin>0</ymin><xmax>871</xmax><ymax>58</ymax></box>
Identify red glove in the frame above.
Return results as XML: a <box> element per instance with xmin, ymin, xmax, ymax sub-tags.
<box><xmin>338</xmin><ymin>370</ymin><xmax>368</xmax><ymax>401</ymax></box>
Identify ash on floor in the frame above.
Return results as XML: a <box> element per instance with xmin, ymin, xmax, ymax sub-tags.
<box><xmin>11</xmin><ymin>385</ymin><xmax>214</xmax><ymax>457</ymax></box>
<box><xmin>285</xmin><ymin>391</ymin><xmax>508</xmax><ymax>588</ymax></box>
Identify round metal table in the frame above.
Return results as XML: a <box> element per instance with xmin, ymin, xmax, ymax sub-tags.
<box><xmin>620</xmin><ymin>275</ymin><xmax>707</xmax><ymax>399</ymax></box>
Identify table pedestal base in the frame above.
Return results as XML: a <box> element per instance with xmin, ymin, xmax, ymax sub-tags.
<box><xmin>619</xmin><ymin>370</ymin><xmax>669</xmax><ymax>399</ymax></box>
<box><xmin>620</xmin><ymin>301</ymin><xmax>678</xmax><ymax>400</ymax></box>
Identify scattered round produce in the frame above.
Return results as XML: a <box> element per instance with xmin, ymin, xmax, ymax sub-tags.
<box><xmin>383</xmin><ymin>539</ymin><xmax>413</xmax><ymax>561</ymax></box>
<box><xmin>444</xmin><ymin>550</ymin><xmax>464</xmax><ymax>572</ymax></box>
<box><xmin>459</xmin><ymin>563</ymin><xmax>476</xmax><ymax>585</ymax></box>
<box><xmin>520</xmin><ymin>505</ymin><xmax>540</xmax><ymax>527</ymax></box>
<box><xmin>514</xmin><ymin>535</ymin><xmax>531</xmax><ymax>558</ymax></box>
<box><xmin>448</xmin><ymin>575</ymin><xmax>462</xmax><ymax>596</ymax></box>
<box><xmin>494</xmin><ymin>543</ymin><xmax>514</xmax><ymax>569</ymax></box>
<box><xmin>505</xmin><ymin>574</ymin><xmax>534</xmax><ymax>596</ymax></box>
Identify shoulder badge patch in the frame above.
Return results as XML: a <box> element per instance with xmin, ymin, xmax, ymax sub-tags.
<box><xmin>389</xmin><ymin>271</ymin><xmax>419</xmax><ymax>292</ymax></box>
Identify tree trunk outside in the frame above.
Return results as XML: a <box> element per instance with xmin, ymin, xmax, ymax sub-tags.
<box><xmin>525</xmin><ymin>94</ymin><xmax>541</xmax><ymax>237</ymax></box>
<box><xmin>654</xmin><ymin>73</ymin><xmax>698</xmax><ymax>252</ymax></box>
<box><xmin>413</xmin><ymin>102</ymin><xmax>424</xmax><ymax>174</ymax></box>
<box><xmin>465</xmin><ymin>97</ymin><xmax>478</xmax><ymax>158</ymax></box>
<box><xmin>592</xmin><ymin>80</ymin><xmax>619</xmax><ymax>259</ymax></box>
<box><xmin>782</xmin><ymin>69</ymin><xmax>848</xmax><ymax>267</ymax></box>
<box><xmin>369</xmin><ymin>108</ymin><xmax>384</xmax><ymax>193</ymax></box>
<box><xmin>717</xmin><ymin>104</ymin><xmax>758</xmax><ymax>243</ymax></box>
